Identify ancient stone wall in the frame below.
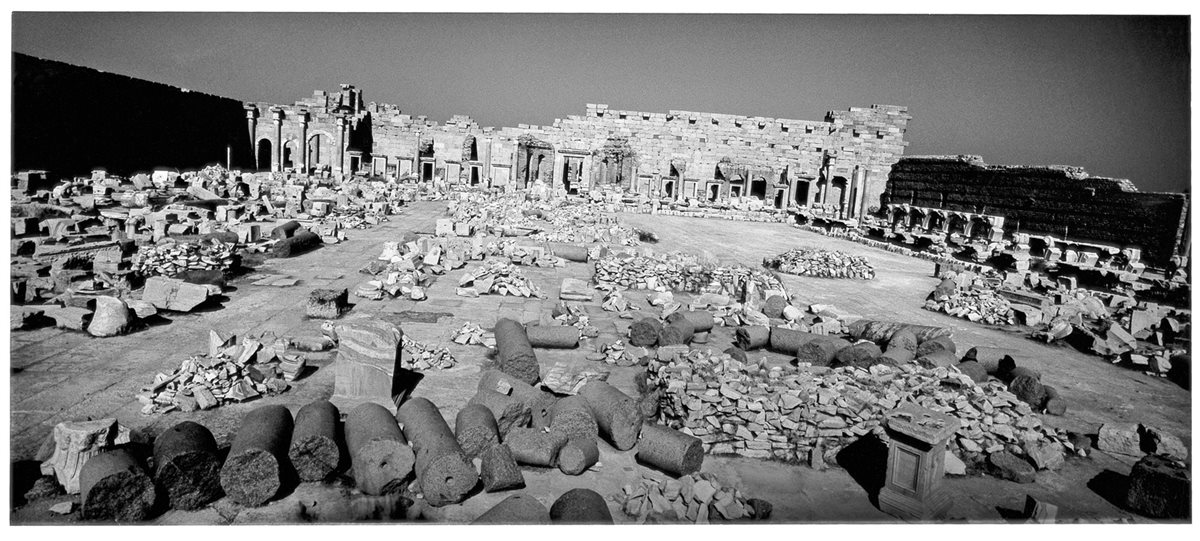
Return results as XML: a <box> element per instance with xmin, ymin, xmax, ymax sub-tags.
<box><xmin>360</xmin><ymin>99</ymin><xmax>911</xmax><ymax>212</ymax></box>
<box><xmin>883</xmin><ymin>155</ymin><xmax>1189</xmax><ymax>266</ymax></box>
<box><xmin>12</xmin><ymin>53</ymin><xmax>254</xmax><ymax>177</ymax></box>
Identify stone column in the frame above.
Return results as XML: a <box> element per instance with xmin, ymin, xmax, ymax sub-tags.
<box><xmin>298</xmin><ymin>111</ymin><xmax>309</xmax><ymax>174</ymax></box>
<box><xmin>270</xmin><ymin>108</ymin><xmax>283</xmax><ymax>173</ymax></box>
<box><xmin>244</xmin><ymin>107</ymin><xmax>259</xmax><ymax>169</ymax></box>
<box><xmin>852</xmin><ymin>167</ymin><xmax>867</xmax><ymax>220</ymax></box>
<box><xmin>580</xmin><ymin>155</ymin><xmax>593</xmax><ymax>192</ymax></box>
<box><xmin>819</xmin><ymin>170</ymin><xmax>830</xmax><ymax>206</ymax></box>
<box><xmin>552</xmin><ymin>152</ymin><xmax>566</xmax><ymax>195</ymax></box>
<box><xmin>839</xmin><ymin>176</ymin><xmax>851</xmax><ymax>220</ymax></box>
<box><xmin>336</xmin><ymin>117</ymin><xmax>347</xmax><ymax>177</ymax></box>
<box><xmin>788</xmin><ymin>178</ymin><xmax>799</xmax><ymax>208</ymax></box>
<box><xmin>806</xmin><ymin>179</ymin><xmax>818</xmax><ymax>208</ymax></box>
<box><xmin>878</xmin><ymin>403</ymin><xmax>959</xmax><ymax>521</ymax></box>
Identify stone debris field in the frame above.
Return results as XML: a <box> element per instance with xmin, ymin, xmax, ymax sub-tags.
<box><xmin>7</xmin><ymin>72</ymin><xmax>1191</xmax><ymax>526</ymax></box>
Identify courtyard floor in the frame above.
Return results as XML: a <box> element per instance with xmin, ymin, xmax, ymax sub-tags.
<box><xmin>8</xmin><ymin>200</ymin><xmax>1190</xmax><ymax>524</ymax></box>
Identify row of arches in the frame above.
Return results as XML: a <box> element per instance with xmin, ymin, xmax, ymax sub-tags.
<box><xmin>255</xmin><ymin>132</ymin><xmax>337</xmax><ymax>172</ymax></box>
<box><xmin>887</xmin><ymin>206</ymin><xmax>996</xmax><ymax>241</ymax></box>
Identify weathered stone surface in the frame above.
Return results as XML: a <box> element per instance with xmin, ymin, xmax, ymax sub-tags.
<box><xmin>1098</xmin><ymin>423</ymin><xmax>1144</xmax><ymax>457</ymax></box>
<box><xmin>579</xmin><ymin>380</ymin><xmax>643</xmax><ymax>451</ymax></box>
<box><xmin>86</xmin><ymin>296</ymin><xmax>130</xmax><ymax>337</ymax></box>
<box><xmin>153</xmin><ymin>421</ymin><xmax>223</xmax><ymax>510</ymax></box>
<box><xmin>142</xmin><ymin>276</ymin><xmax>209</xmax><ymax>312</ymax></box>
<box><xmin>468</xmin><ymin>389</ymin><xmax>532</xmax><ymax>436</ymax></box>
<box><xmin>479</xmin><ymin>443</ymin><xmax>524</xmax><ymax>492</ymax></box>
<box><xmin>629</xmin><ymin>317</ymin><xmax>662</xmax><ymax>347</ymax></box>
<box><xmin>550</xmin><ymin>488</ymin><xmax>613</xmax><ymax>524</ymax></box>
<box><xmin>955</xmin><ymin>362</ymin><xmax>984</xmax><ymax>383</ymax></box>
<box><xmin>474</xmin><ymin>493</ymin><xmax>551</xmax><ymax>524</ymax></box>
<box><xmin>505</xmin><ymin>427</ymin><xmax>568</xmax><ymax>467</ymax></box>
<box><xmin>1042</xmin><ymin>385</ymin><xmax>1067</xmax><ymax>415</ymax></box>
<box><xmin>80</xmin><ymin>448</ymin><xmax>157</xmax><ymax>521</ymax></box>
<box><xmin>944</xmin><ymin>450</ymin><xmax>967</xmax><ymax>476</ymax></box>
<box><xmin>43</xmin><ymin>306</ymin><xmax>92</xmax><ymax>330</ymax></box>
<box><xmin>493</xmin><ymin>318</ymin><xmax>540</xmax><ymax>384</ymax></box>
<box><xmin>1008</xmin><ymin>373</ymin><xmax>1046</xmax><ymax>409</ymax></box>
<box><xmin>795</xmin><ymin>336</ymin><xmax>850</xmax><ymax>366</ymax></box>
<box><xmin>1125</xmin><ymin>454</ymin><xmax>1190</xmax><ymax>519</ymax></box>
<box><xmin>40</xmin><ymin>418</ymin><xmax>131</xmax><ymax>494</ymax></box>
<box><xmin>1024</xmin><ymin>441</ymin><xmax>1065</xmax><ymax>471</ymax></box>
<box><xmin>989</xmin><ymin>451</ymin><xmax>1036</xmax><ymax>483</ymax></box>
<box><xmin>332</xmin><ymin>319</ymin><xmax>404</xmax><ymax>406</ymax></box>
<box><xmin>125</xmin><ymin>299</ymin><xmax>158</xmax><ymax>319</ymax></box>
<box><xmin>831</xmin><ymin>341</ymin><xmax>884</xmax><ymax>368</ymax></box>
<box><xmin>1140</xmin><ymin>425</ymin><xmax>1189</xmax><ymax>461</ymax></box>
<box><xmin>306</xmin><ymin>288</ymin><xmax>348</xmax><ymax>319</ymax></box>
<box><xmin>557</xmin><ymin>437</ymin><xmax>600</xmax><ymax>475</ymax></box>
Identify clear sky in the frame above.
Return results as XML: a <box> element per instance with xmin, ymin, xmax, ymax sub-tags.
<box><xmin>11</xmin><ymin>12</ymin><xmax>1191</xmax><ymax>193</ymax></box>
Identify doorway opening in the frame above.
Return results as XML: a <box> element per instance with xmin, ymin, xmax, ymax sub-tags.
<box><xmin>256</xmin><ymin>139</ymin><xmax>272</xmax><ymax>171</ymax></box>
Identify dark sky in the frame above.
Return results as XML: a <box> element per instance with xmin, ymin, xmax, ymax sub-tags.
<box><xmin>11</xmin><ymin>12</ymin><xmax>1191</xmax><ymax>193</ymax></box>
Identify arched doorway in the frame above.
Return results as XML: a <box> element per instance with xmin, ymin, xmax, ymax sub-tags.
<box><xmin>708</xmin><ymin>183</ymin><xmax>720</xmax><ymax>202</ymax></box>
<box><xmin>283</xmin><ymin>140</ymin><xmax>297</xmax><ymax>170</ymax></box>
<box><xmin>969</xmin><ymin>216</ymin><xmax>991</xmax><ymax>241</ymax></box>
<box><xmin>928</xmin><ymin>210</ymin><xmax>946</xmax><ymax>233</ymax></box>
<box><xmin>663</xmin><ymin>180</ymin><xmax>674</xmax><ymax>198</ymax></box>
<box><xmin>307</xmin><ymin>133</ymin><xmax>332</xmax><ymax>172</ymax></box>
<box><xmin>256</xmin><ymin>139</ymin><xmax>272</xmax><ymax>171</ymax></box>
<box><xmin>947</xmin><ymin>214</ymin><xmax>969</xmax><ymax>237</ymax></box>
<box><xmin>908</xmin><ymin>208</ymin><xmax>926</xmax><ymax>229</ymax></box>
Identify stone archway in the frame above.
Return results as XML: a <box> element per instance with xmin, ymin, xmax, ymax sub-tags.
<box><xmin>307</xmin><ymin>132</ymin><xmax>335</xmax><ymax>172</ymax></box>
<box><xmin>283</xmin><ymin>139</ymin><xmax>298</xmax><ymax>170</ymax></box>
<box><xmin>256</xmin><ymin>138</ymin><xmax>272</xmax><ymax>172</ymax></box>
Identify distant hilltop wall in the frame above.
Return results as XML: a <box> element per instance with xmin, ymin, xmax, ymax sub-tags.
<box><xmin>883</xmin><ymin>155</ymin><xmax>1189</xmax><ymax>266</ymax></box>
<box><xmin>12</xmin><ymin>53</ymin><xmax>253</xmax><ymax>177</ymax></box>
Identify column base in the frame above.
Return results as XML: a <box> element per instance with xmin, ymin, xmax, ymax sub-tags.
<box><xmin>878</xmin><ymin>486</ymin><xmax>953</xmax><ymax>522</ymax></box>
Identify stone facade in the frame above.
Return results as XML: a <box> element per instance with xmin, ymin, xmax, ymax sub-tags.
<box><xmin>882</xmin><ymin>155</ymin><xmax>1190</xmax><ymax>267</ymax></box>
<box><xmin>244</xmin><ymin>86</ymin><xmax>912</xmax><ymax>218</ymax></box>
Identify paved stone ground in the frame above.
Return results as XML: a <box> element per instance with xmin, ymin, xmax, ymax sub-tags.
<box><xmin>8</xmin><ymin>201</ymin><xmax>1190</xmax><ymax>524</ymax></box>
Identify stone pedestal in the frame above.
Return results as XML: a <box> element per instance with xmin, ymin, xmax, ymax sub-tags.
<box><xmin>878</xmin><ymin>403</ymin><xmax>960</xmax><ymax>521</ymax></box>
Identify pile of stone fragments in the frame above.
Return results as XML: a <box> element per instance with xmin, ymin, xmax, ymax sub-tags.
<box><xmin>138</xmin><ymin>331</ymin><xmax>300</xmax><ymax>415</ymax></box>
<box><xmin>616</xmin><ymin>472</ymin><xmax>772</xmax><ymax>523</ymax></box>
<box><xmin>593</xmin><ymin>248</ymin><xmax>787</xmax><ymax>295</ymax></box>
<box><xmin>763</xmin><ymin>247</ymin><xmax>876</xmax><ymax>280</ymax></box>
<box><xmin>647</xmin><ymin>348</ymin><xmax>1072</xmax><ymax>469</ymax></box>
<box><xmin>11</xmin><ymin>165</ymin><xmax>409</xmax><ymax>339</ymax></box>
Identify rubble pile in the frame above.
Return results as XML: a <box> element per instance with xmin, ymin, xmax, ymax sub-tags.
<box><xmin>593</xmin><ymin>249</ymin><xmax>788</xmax><ymax>298</ymax></box>
<box><xmin>592</xmin><ymin>339</ymin><xmax>646</xmax><ymax>367</ymax></box>
<box><xmin>616</xmin><ymin>472</ymin><xmax>771</xmax><ymax>523</ymax></box>
<box><xmin>457</xmin><ymin>261</ymin><xmax>543</xmax><ymax>298</ymax></box>
<box><xmin>600</xmin><ymin>287</ymin><xmax>633</xmax><ymax>312</ymax></box>
<box><xmin>929</xmin><ymin>264</ymin><xmax>1190</xmax><ymax>375</ymax></box>
<box><xmin>925</xmin><ymin>287</ymin><xmax>1016</xmax><ymax>325</ymax></box>
<box><xmin>798</xmin><ymin>223</ymin><xmax>994</xmax><ymax>275</ymax></box>
<box><xmin>452</xmin><ymin>322</ymin><xmax>496</xmax><ymax>348</ymax></box>
<box><xmin>763</xmin><ymin>248</ymin><xmax>875</xmax><ymax>280</ymax></box>
<box><xmin>446</xmin><ymin>192</ymin><xmax>642</xmax><ymax>246</ymax></box>
<box><xmin>131</xmin><ymin>239</ymin><xmax>239</xmax><ymax>277</ymax></box>
<box><xmin>138</xmin><ymin>332</ymin><xmax>297</xmax><ymax>415</ymax></box>
<box><xmin>646</xmin><ymin>349</ymin><xmax>1071</xmax><ymax>470</ymax></box>
<box><xmin>11</xmin><ymin>165</ymin><xmax>412</xmax><ymax>335</ymax></box>
<box><xmin>401</xmin><ymin>335</ymin><xmax>457</xmax><ymax>370</ymax></box>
